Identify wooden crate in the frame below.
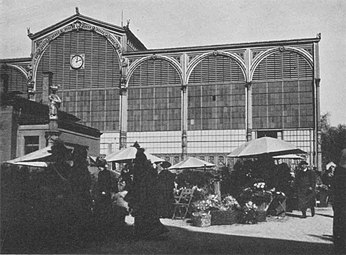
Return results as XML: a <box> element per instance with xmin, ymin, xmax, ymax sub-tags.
<box><xmin>211</xmin><ymin>209</ymin><xmax>240</xmax><ymax>225</ymax></box>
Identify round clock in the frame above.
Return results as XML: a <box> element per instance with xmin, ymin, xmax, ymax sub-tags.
<box><xmin>70</xmin><ymin>54</ymin><xmax>84</xmax><ymax>69</ymax></box>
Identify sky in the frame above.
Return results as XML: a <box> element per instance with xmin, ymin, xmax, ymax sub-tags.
<box><xmin>1</xmin><ymin>0</ymin><xmax>345</xmax><ymax>126</ymax></box>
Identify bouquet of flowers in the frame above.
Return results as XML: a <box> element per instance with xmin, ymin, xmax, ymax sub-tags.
<box><xmin>192</xmin><ymin>194</ymin><xmax>241</xmax><ymax>213</ymax></box>
<box><xmin>251</xmin><ymin>182</ymin><xmax>272</xmax><ymax>206</ymax></box>
<box><xmin>316</xmin><ymin>184</ymin><xmax>329</xmax><ymax>193</ymax></box>
<box><xmin>220</xmin><ymin>195</ymin><xmax>241</xmax><ymax>211</ymax></box>
<box><xmin>191</xmin><ymin>194</ymin><xmax>221</xmax><ymax>213</ymax></box>
<box><xmin>239</xmin><ymin>201</ymin><xmax>258</xmax><ymax>224</ymax></box>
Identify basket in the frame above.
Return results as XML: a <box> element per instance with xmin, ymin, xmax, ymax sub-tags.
<box><xmin>256</xmin><ymin>209</ymin><xmax>267</xmax><ymax>222</ymax></box>
<box><xmin>211</xmin><ymin>209</ymin><xmax>240</xmax><ymax>225</ymax></box>
<box><xmin>191</xmin><ymin>212</ymin><xmax>211</xmax><ymax>227</ymax></box>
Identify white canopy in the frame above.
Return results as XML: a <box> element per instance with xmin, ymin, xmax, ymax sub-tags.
<box><xmin>228</xmin><ymin>137</ymin><xmax>306</xmax><ymax>158</ymax></box>
<box><xmin>11</xmin><ymin>161</ymin><xmax>49</xmax><ymax>167</ymax></box>
<box><xmin>105</xmin><ymin>146</ymin><xmax>165</xmax><ymax>163</ymax></box>
<box><xmin>168</xmin><ymin>157</ymin><xmax>215</xmax><ymax>170</ymax></box>
<box><xmin>6</xmin><ymin>145</ymin><xmax>53</xmax><ymax>163</ymax></box>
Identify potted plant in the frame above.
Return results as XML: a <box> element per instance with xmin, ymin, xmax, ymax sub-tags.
<box><xmin>237</xmin><ymin>182</ymin><xmax>273</xmax><ymax>223</ymax></box>
<box><xmin>191</xmin><ymin>198</ymin><xmax>213</xmax><ymax>227</ymax></box>
<box><xmin>239</xmin><ymin>201</ymin><xmax>258</xmax><ymax>224</ymax></box>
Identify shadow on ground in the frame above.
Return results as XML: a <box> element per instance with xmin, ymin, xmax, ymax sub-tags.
<box><xmin>2</xmin><ymin>223</ymin><xmax>334</xmax><ymax>254</ymax></box>
<box><xmin>315</xmin><ymin>213</ymin><xmax>334</xmax><ymax>218</ymax></box>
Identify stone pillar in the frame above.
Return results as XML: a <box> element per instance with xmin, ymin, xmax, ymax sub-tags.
<box><xmin>245</xmin><ymin>82</ymin><xmax>253</xmax><ymax>141</ymax></box>
<box><xmin>45</xmin><ymin>73</ymin><xmax>61</xmax><ymax>146</ymax></box>
<box><xmin>119</xmin><ymin>57</ymin><xmax>129</xmax><ymax>150</ymax></box>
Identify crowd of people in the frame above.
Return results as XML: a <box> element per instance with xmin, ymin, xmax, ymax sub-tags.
<box><xmin>226</xmin><ymin>153</ymin><xmax>346</xmax><ymax>254</ymax></box>
<box><xmin>0</xmin><ymin>140</ymin><xmax>171</xmax><ymax>253</ymax></box>
<box><xmin>1</xmin><ymin>138</ymin><xmax>345</xmax><ymax>253</ymax></box>
<box><xmin>228</xmin><ymin>156</ymin><xmax>329</xmax><ymax>218</ymax></box>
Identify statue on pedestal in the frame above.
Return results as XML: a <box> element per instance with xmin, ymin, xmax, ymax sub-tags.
<box><xmin>49</xmin><ymin>84</ymin><xmax>61</xmax><ymax>120</ymax></box>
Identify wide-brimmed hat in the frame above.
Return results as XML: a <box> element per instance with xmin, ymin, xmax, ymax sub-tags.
<box><xmin>96</xmin><ymin>157</ymin><xmax>108</xmax><ymax>167</ymax></box>
<box><xmin>298</xmin><ymin>160</ymin><xmax>308</xmax><ymax>167</ymax></box>
<box><xmin>339</xmin><ymin>149</ymin><xmax>346</xmax><ymax>168</ymax></box>
<box><xmin>48</xmin><ymin>139</ymin><xmax>72</xmax><ymax>155</ymax></box>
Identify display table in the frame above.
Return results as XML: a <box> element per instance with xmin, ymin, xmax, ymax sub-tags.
<box><xmin>210</xmin><ymin>209</ymin><xmax>240</xmax><ymax>225</ymax></box>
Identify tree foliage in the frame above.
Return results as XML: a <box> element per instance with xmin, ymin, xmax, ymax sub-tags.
<box><xmin>321</xmin><ymin>113</ymin><xmax>346</xmax><ymax>169</ymax></box>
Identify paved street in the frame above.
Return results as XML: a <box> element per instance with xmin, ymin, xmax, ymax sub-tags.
<box><xmin>77</xmin><ymin>207</ymin><xmax>334</xmax><ymax>254</ymax></box>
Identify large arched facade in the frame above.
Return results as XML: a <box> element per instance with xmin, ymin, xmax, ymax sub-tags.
<box><xmin>1</xmin><ymin>12</ymin><xmax>321</xmax><ymax>169</ymax></box>
<box><xmin>249</xmin><ymin>47</ymin><xmax>315</xmax><ymax>158</ymax></box>
<box><xmin>126</xmin><ymin>56</ymin><xmax>183</xmax><ymax>156</ymax></box>
<box><xmin>186</xmin><ymin>53</ymin><xmax>247</xmax><ymax>165</ymax></box>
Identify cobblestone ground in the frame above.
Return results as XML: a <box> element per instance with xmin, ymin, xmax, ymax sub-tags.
<box><xmin>77</xmin><ymin>207</ymin><xmax>334</xmax><ymax>254</ymax></box>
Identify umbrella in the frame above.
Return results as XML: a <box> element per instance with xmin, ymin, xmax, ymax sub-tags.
<box><xmin>228</xmin><ymin>137</ymin><xmax>306</xmax><ymax>158</ymax></box>
<box><xmin>11</xmin><ymin>161</ymin><xmax>49</xmax><ymax>167</ymax></box>
<box><xmin>6</xmin><ymin>145</ymin><xmax>53</xmax><ymax>163</ymax></box>
<box><xmin>105</xmin><ymin>146</ymin><xmax>165</xmax><ymax>163</ymax></box>
<box><xmin>168</xmin><ymin>157</ymin><xmax>215</xmax><ymax>170</ymax></box>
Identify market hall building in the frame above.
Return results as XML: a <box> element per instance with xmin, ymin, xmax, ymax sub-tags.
<box><xmin>0</xmin><ymin>10</ymin><xmax>322</xmax><ymax>170</ymax></box>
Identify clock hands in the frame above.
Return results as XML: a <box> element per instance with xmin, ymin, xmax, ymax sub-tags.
<box><xmin>71</xmin><ymin>55</ymin><xmax>84</xmax><ymax>69</ymax></box>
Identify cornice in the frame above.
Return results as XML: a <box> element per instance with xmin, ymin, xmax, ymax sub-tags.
<box><xmin>29</xmin><ymin>13</ymin><xmax>125</xmax><ymax>40</ymax></box>
<box><xmin>0</xmin><ymin>57</ymin><xmax>32</xmax><ymax>63</ymax></box>
<box><xmin>124</xmin><ymin>36</ymin><xmax>321</xmax><ymax>56</ymax></box>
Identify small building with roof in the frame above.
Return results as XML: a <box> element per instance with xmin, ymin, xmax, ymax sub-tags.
<box><xmin>0</xmin><ymin>94</ymin><xmax>101</xmax><ymax>163</ymax></box>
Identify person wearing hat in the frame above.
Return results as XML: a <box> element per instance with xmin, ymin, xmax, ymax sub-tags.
<box><xmin>125</xmin><ymin>147</ymin><xmax>168</xmax><ymax>239</ymax></box>
<box><xmin>332</xmin><ymin>149</ymin><xmax>346</xmax><ymax>254</ymax></box>
<box><xmin>294</xmin><ymin>160</ymin><xmax>316</xmax><ymax>218</ymax></box>
<box><xmin>94</xmin><ymin>157</ymin><xmax>113</xmax><ymax>233</ymax></box>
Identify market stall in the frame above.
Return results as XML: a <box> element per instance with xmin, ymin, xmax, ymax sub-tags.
<box><xmin>188</xmin><ymin>137</ymin><xmax>307</xmax><ymax>227</ymax></box>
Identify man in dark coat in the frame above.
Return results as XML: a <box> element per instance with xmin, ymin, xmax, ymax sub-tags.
<box><xmin>94</xmin><ymin>157</ymin><xmax>112</xmax><ymax>232</ymax></box>
<box><xmin>295</xmin><ymin>161</ymin><xmax>316</xmax><ymax>218</ymax></box>
<box><xmin>332</xmin><ymin>149</ymin><xmax>346</xmax><ymax>254</ymax></box>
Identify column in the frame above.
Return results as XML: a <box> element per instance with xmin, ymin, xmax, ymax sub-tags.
<box><xmin>181</xmin><ymin>54</ymin><xmax>188</xmax><ymax>160</ymax></box>
<box><xmin>244</xmin><ymin>49</ymin><xmax>253</xmax><ymax>141</ymax></box>
<box><xmin>245</xmin><ymin>82</ymin><xmax>253</xmax><ymax>141</ymax></box>
<box><xmin>314</xmin><ymin>38</ymin><xmax>321</xmax><ymax>171</ymax></box>
<box><xmin>119</xmin><ymin>57</ymin><xmax>129</xmax><ymax>150</ymax></box>
<box><xmin>181</xmin><ymin>85</ymin><xmax>188</xmax><ymax>159</ymax></box>
<box><xmin>44</xmin><ymin>73</ymin><xmax>61</xmax><ymax>146</ymax></box>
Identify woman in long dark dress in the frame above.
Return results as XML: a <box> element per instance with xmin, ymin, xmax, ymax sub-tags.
<box><xmin>332</xmin><ymin>149</ymin><xmax>346</xmax><ymax>254</ymax></box>
<box><xmin>295</xmin><ymin>161</ymin><xmax>316</xmax><ymax>218</ymax></box>
<box><xmin>157</xmin><ymin>168</ymin><xmax>175</xmax><ymax>218</ymax></box>
<box><xmin>125</xmin><ymin>147</ymin><xmax>168</xmax><ymax>239</ymax></box>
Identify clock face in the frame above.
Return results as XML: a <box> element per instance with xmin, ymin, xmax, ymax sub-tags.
<box><xmin>70</xmin><ymin>54</ymin><xmax>84</xmax><ymax>69</ymax></box>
